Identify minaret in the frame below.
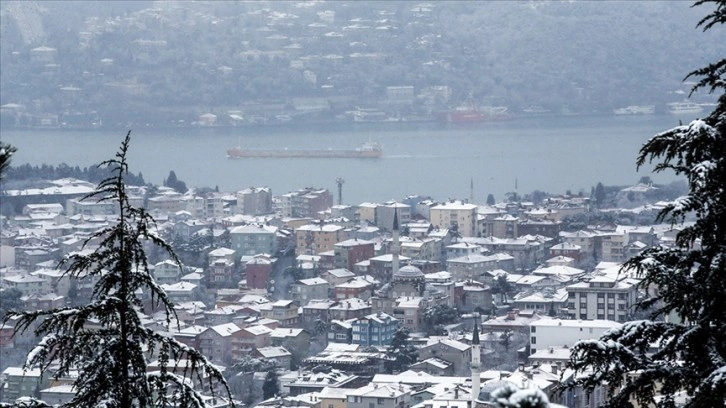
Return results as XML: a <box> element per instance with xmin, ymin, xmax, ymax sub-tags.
<box><xmin>471</xmin><ymin>318</ymin><xmax>481</xmax><ymax>403</ymax></box>
<box><xmin>391</xmin><ymin>209</ymin><xmax>400</xmax><ymax>276</ymax></box>
<box><xmin>470</xmin><ymin>177</ymin><xmax>474</xmax><ymax>203</ymax></box>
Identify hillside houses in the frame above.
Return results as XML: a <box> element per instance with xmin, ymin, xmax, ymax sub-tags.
<box><xmin>0</xmin><ymin>177</ymin><xmax>677</xmax><ymax>406</ymax></box>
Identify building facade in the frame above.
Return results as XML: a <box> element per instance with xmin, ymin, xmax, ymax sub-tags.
<box><xmin>351</xmin><ymin>312</ymin><xmax>399</xmax><ymax>346</ymax></box>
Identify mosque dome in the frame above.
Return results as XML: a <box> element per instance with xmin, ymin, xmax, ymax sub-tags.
<box><xmin>394</xmin><ymin>264</ymin><xmax>424</xmax><ymax>280</ymax></box>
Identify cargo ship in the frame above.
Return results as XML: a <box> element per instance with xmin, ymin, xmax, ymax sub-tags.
<box><xmin>227</xmin><ymin>141</ymin><xmax>383</xmax><ymax>159</ymax></box>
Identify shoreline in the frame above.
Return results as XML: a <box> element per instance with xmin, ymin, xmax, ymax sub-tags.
<box><xmin>0</xmin><ymin>112</ymin><xmax>646</xmax><ymax>134</ymax></box>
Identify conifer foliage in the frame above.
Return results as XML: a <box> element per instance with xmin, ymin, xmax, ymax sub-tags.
<box><xmin>566</xmin><ymin>1</ymin><xmax>726</xmax><ymax>407</ymax></box>
<box><xmin>5</xmin><ymin>132</ymin><xmax>230</xmax><ymax>407</ymax></box>
<box><xmin>0</xmin><ymin>141</ymin><xmax>17</xmax><ymax>180</ymax></box>
<box><xmin>384</xmin><ymin>327</ymin><xmax>418</xmax><ymax>374</ymax></box>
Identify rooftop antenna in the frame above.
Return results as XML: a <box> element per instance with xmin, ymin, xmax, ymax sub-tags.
<box><xmin>336</xmin><ymin>177</ymin><xmax>345</xmax><ymax>205</ymax></box>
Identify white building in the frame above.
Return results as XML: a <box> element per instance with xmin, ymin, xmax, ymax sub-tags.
<box><xmin>528</xmin><ymin>318</ymin><xmax>621</xmax><ymax>355</ymax></box>
<box><xmin>430</xmin><ymin>201</ymin><xmax>478</xmax><ymax>237</ymax></box>
<box><xmin>565</xmin><ymin>268</ymin><xmax>640</xmax><ymax>322</ymax></box>
<box><xmin>347</xmin><ymin>383</ymin><xmax>412</xmax><ymax>408</ymax></box>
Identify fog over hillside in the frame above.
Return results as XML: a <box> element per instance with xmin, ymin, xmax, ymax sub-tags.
<box><xmin>0</xmin><ymin>1</ymin><xmax>721</xmax><ymax>128</ymax></box>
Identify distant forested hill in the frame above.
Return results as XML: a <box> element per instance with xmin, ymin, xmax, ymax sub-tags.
<box><xmin>0</xmin><ymin>1</ymin><xmax>720</xmax><ymax>127</ymax></box>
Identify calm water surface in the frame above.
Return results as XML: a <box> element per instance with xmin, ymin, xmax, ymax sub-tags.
<box><xmin>0</xmin><ymin>115</ymin><xmax>688</xmax><ymax>204</ymax></box>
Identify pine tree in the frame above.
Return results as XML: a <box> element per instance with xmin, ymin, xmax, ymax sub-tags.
<box><xmin>0</xmin><ymin>287</ymin><xmax>23</xmax><ymax>319</ymax></box>
<box><xmin>487</xmin><ymin>193</ymin><xmax>496</xmax><ymax>206</ymax></box>
<box><xmin>5</xmin><ymin>132</ymin><xmax>231</xmax><ymax>407</ymax></box>
<box><xmin>262</xmin><ymin>370</ymin><xmax>279</xmax><ymax>400</ymax></box>
<box><xmin>384</xmin><ymin>327</ymin><xmax>418</xmax><ymax>374</ymax></box>
<box><xmin>594</xmin><ymin>182</ymin><xmax>606</xmax><ymax>208</ymax></box>
<box><xmin>0</xmin><ymin>142</ymin><xmax>17</xmax><ymax>180</ymax></box>
<box><xmin>565</xmin><ymin>2</ymin><xmax>726</xmax><ymax>407</ymax></box>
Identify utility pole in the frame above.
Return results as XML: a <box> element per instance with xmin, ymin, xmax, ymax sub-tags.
<box><xmin>336</xmin><ymin>177</ymin><xmax>345</xmax><ymax>205</ymax></box>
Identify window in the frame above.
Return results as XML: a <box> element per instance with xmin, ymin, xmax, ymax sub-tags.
<box><xmin>531</xmin><ymin>336</ymin><xmax>537</xmax><ymax>344</ymax></box>
<box><xmin>531</xmin><ymin>326</ymin><xmax>536</xmax><ymax>333</ymax></box>
<box><xmin>378</xmin><ymin>398</ymin><xmax>385</xmax><ymax>405</ymax></box>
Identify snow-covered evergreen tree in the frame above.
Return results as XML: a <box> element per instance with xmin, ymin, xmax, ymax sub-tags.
<box><xmin>0</xmin><ymin>141</ymin><xmax>17</xmax><ymax>180</ymax></box>
<box><xmin>384</xmin><ymin>327</ymin><xmax>418</xmax><ymax>374</ymax></box>
<box><xmin>566</xmin><ymin>2</ymin><xmax>726</xmax><ymax>407</ymax></box>
<box><xmin>5</xmin><ymin>132</ymin><xmax>231</xmax><ymax>407</ymax></box>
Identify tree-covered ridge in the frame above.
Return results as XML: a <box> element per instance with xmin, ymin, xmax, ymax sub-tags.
<box><xmin>564</xmin><ymin>1</ymin><xmax>726</xmax><ymax>406</ymax></box>
<box><xmin>2</xmin><ymin>162</ymin><xmax>145</xmax><ymax>188</ymax></box>
<box><xmin>4</xmin><ymin>132</ymin><xmax>232</xmax><ymax>407</ymax></box>
<box><xmin>0</xmin><ymin>1</ymin><xmax>722</xmax><ymax>128</ymax></box>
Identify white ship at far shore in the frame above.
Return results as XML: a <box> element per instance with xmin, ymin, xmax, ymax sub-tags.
<box><xmin>667</xmin><ymin>101</ymin><xmax>704</xmax><ymax>115</ymax></box>
<box><xmin>613</xmin><ymin>105</ymin><xmax>655</xmax><ymax>115</ymax></box>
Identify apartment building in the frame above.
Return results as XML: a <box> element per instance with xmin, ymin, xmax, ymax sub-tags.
<box><xmin>429</xmin><ymin>201</ymin><xmax>477</xmax><ymax>237</ymax></box>
<box><xmin>295</xmin><ymin>224</ymin><xmax>347</xmax><ymax>255</ymax></box>
<box><xmin>281</xmin><ymin>187</ymin><xmax>333</xmax><ymax>218</ymax></box>
<box><xmin>565</xmin><ymin>274</ymin><xmax>639</xmax><ymax>322</ymax></box>
<box><xmin>376</xmin><ymin>202</ymin><xmax>411</xmax><ymax>231</ymax></box>
<box><xmin>599</xmin><ymin>231</ymin><xmax>628</xmax><ymax>263</ymax></box>
<box><xmin>351</xmin><ymin>312</ymin><xmax>399</xmax><ymax>346</ymax></box>
<box><xmin>230</xmin><ymin>224</ymin><xmax>278</xmax><ymax>257</ymax></box>
<box><xmin>347</xmin><ymin>383</ymin><xmax>412</xmax><ymax>408</ymax></box>
<box><xmin>2</xmin><ymin>274</ymin><xmax>50</xmax><ymax>295</ymax></box>
<box><xmin>152</xmin><ymin>259</ymin><xmax>182</xmax><ymax>285</ymax></box>
<box><xmin>236</xmin><ymin>187</ymin><xmax>273</xmax><ymax>215</ymax></box>
<box><xmin>528</xmin><ymin>318</ymin><xmax>621</xmax><ymax>354</ymax></box>
<box><xmin>290</xmin><ymin>277</ymin><xmax>331</xmax><ymax>305</ymax></box>
<box><xmin>334</xmin><ymin>239</ymin><xmax>375</xmax><ymax>271</ymax></box>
